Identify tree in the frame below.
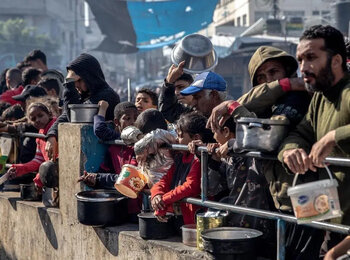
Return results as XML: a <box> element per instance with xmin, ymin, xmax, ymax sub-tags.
<box><xmin>0</xmin><ymin>18</ymin><xmax>59</xmax><ymax>70</ymax></box>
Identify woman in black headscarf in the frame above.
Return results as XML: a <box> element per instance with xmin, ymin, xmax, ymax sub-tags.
<box><xmin>45</xmin><ymin>53</ymin><xmax>120</xmax><ymax>160</ymax></box>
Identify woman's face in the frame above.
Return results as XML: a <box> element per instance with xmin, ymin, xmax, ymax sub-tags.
<box><xmin>29</xmin><ymin>107</ymin><xmax>51</xmax><ymax>130</ymax></box>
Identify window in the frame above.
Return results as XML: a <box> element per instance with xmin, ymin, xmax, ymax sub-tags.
<box><xmin>237</xmin><ymin>17</ymin><xmax>241</xmax><ymax>27</ymax></box>
<box><xmin>243</xmin><ymin>14</ymin><xmax>247</xmax><ymax>26</ymax></box>
<box><xmin>312</xmin><ymin>10</ymin><xmax>320</xmax><ymax>16</ymax></box>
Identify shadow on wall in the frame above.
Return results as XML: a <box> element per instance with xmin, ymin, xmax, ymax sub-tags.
<box><xmin>0</xmin><ymin>240</ymin><xmax>16</xmax><ymax>260</ymax></box>
<box><xmin>37</xmin><ymin>207</ymin><xmax>58</xmax><ymax>250</ymax></box>
<box><xmin>93</xmin><ymin>224</ymin><xmax>139</xmax><ymax>256</ymax></box>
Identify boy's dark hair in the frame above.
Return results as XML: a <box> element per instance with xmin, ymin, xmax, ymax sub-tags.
<box><xmin>137</xmin><ymin>88</ymin><xmax>158</xmax><ymax>106</ymax></box>
<box><xmin>2</xmin><ymin>104</ymin><xmax>25</xmax><ymax>121</ymax></box>
<box><xmin>221</xmin><ymin>117</ymin><xmax>236</xmax><ymax>133</ymax></box>
<box><xmin>16</xmin><ymin>61</ymin><xmax>30</xmax><ymax>72</ymax></box>
<box><xmin>114</xmin><ymin>101</ymin><xmax>137</xmax><ymax>121</ymax></box>
<box><xmin>24</xmin><ymin>49</ymin><xmax>47</xmax><ymax>65</ymax></box>
<box><xmin>22</xmin><ymin>67</ymin><xmax>41</xmax><ymax>86</ymax></box>
<box><xmin>38</xmin><ymin>78</ymin><xmax>60</xmax><ymax>96</ymax></box>
<box><xmin>176</xmin><ymin>73</ymin><xmax>194</xmax><ymax>84</ymax></box>
<box><xmin>177</xmin><ymin>112</ymin><xmax>214</xmax><ymax>143</ymax></box>
<box><xmin>134</xmin><ymin>108</ymin><xmax>167</xmax><ymax>134</ymax></box>
<box><xmin>300</xmin><ymin>25</ymin><xmax>347</xmax><ymax>72</ymax></box>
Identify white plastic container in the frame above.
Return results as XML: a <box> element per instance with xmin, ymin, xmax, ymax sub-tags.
<box><xmin>287</xmin><ymin>166</ymin><xmax>342</xmax><ymax>223</ymax></box>
<box><xmin>181</xmin><ymin>224</ymin><xmax>197</xmax><ymax>247</ymax></box>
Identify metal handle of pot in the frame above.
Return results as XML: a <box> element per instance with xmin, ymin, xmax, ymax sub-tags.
<box><xmin>248</xmin><ymin>122</ymin><xmax>263</xmax><ymax>129</ymax></box>
<box><xmin>292</xmin><ymin>164</ymin><xmax>334</xmax><ymax>187</ymax></box>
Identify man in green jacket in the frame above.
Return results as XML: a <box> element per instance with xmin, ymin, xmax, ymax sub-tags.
<box><xmin>278</xmin><ymin>25</ymin><xmax>350</xmax><ymax>255</ymax></box>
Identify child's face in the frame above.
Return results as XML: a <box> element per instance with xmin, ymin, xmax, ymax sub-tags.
<box><xmin>213</xmin><ymin>127</ymin><xmax>230</xmax><ymax>145</ymax></box>
<box><xmin>176</xmin><ymin>128</ymin><xmax>194</xmax><ymax>145</ymax></box>
<box><xmin>135</xmin><ymin>93</ymin><xmax>156</xmax><ymax>112</ymax></box>
<box><xmin>28</xmin><ymin>107</ymin><xmax>50</xmax><ymax>130</ymax></box>
<box><xmin>117</xmin><ymin>109</ymin><xmax>138</xmax><ymax>131</ymax></box>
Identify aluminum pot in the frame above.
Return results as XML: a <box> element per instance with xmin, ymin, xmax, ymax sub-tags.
<box><xmin>75</xmin><ymin>190</ymin><xmax>128</xmax><ymax>226</ymax></box>
<box><xmin>68</xmin><ymin>104</ymin><xmax>99</xmax><ymax>123</ymax></box>
<box><xmin>171</xmin><ymin>34</ymin><xmax>218</xmax><ymax>74</ymax></box>
<box><xmin>201</xmin><ymin>227</ymin><xmax>263</xmax><ymax>260</ymax></box>
<box><xmin>138</xmin><ymin>212</ymin><xmax>174</xmax><ymax>239</ymax></box>
<box><xmin>20</xmin><ymin>183</ymin><xmax>41</xmax><ymax>201</ymax></box>
<box><xmin>236</xmin><ymin>117</ymin><xmax>289</xmax><ymax>152</ymax></box>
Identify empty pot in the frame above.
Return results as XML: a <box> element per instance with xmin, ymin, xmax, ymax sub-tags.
<box><xmin>171</xmin><ymin>34</ymin><xmax>218</xmax><ymax>74</ymax></box>
<box><xmin>201</xmin><ymin>227</ymin><xmax>263</xmax><ymax>260</ymax></box>
<box><xmin>75</xmin><ymin>189</ymin><xmax>128</xmax><ymax>226</ymax></box>
<box><xmin>20</xmin><ymin>183</ymin><xmax>41</xmax><ymax>201</ymax></box>
<box><xmin>138</xmin><ymin>212</ymin><xmax>174</xmax><ymax>239</ymax></box>
<box><xmin>68</xmin><ymin>104</ymin><xmax>99</xmax><ymax>123</ymax></box>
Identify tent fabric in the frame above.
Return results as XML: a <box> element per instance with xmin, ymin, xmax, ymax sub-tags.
<box><xmin>87</xmin><ymin>0</ymin><xmax>218</xmax><ymax>53</ymax></box>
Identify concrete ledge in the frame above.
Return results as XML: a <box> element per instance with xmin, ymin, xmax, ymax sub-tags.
<box><xmin>0</xmin><ymin>124</ymin><xmax>213</xmax><ymax>260</ymax></box>
<box><xmin>0</xmin><ymin>191</ymin><xmax>212</xmax><ymax>260</ymax></box>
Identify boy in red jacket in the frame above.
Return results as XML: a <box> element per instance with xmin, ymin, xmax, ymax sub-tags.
<box><xmin>150</xmin><ymin>112</ymin><xmax>214</xmax><ymax>225</ymax></box>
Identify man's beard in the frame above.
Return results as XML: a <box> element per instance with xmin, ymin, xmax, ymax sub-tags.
<box><xmin>304</xmin><ymin>56</ymin><xmax>334</xmax><ymax>93</ymax></box>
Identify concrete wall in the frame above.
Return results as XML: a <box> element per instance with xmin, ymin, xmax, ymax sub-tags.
<box><xmin>0</xmin><ymin>123</ymin><xmax>212</xmax><ymax>260</ymax></box>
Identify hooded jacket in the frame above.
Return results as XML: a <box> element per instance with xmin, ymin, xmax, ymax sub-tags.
<box><xmin>48</xmin><ymin>53</ymin><xmax>120</xmax><ymax>137</ymax></box>
<box><xmin>248</xmin><ymin>46</ymin><xmax>298</xmax><ymax>86</ymax></box>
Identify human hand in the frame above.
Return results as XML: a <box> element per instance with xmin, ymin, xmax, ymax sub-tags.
<box><xmin>309</xmin><ymin>130</ymin><xmax>336</xmax><ymax>168</ymax></box>
<box><xmin>77</xmin><ymin>171</ymin><xmax>97</xmax><ymax>187</ymax></box>
<box><xmin>217</xmin><ymin>141</ymin><xmax>229</xmax><ymax>158</ymax></box>
<box><xmin>207</xmin><ymin>143</ymin><xmax>220</xmax><ymax>161</ymax></box>
<box><xmin>282</xmin><ymin>148</ymin><xmax>315</xmax><ymax>174</ymax></box>
<box><xmin>206</xmin><ymin>100</ymin><xmax>237</xmax><ymax>132</ymax></box>
<box><xmin>289</xmin><ymin>78</ymin><xmax>307</xmax><ymax>91</ymax></box>
<box><xmin>7</xmin><ymin>167</ymin><xmax>17</xmax><ymax>180</ymax></box>
<box><xmin>323</xmin><ymin>249</ymin><xmax>336</xmax><ymax>260</ymax></box>
<box><xmin>188</xmin><ymin>140</ymin><xmax>205</xmax><ymax>154</ymax></box>
<box><xmin>155</xmin><ymin>214</ymin><xmax>169</xmax><ymax>223</ymax></box>
<box><xmin>45</xmin><ymin>136</ymin><xmax>58</xmax><ymax>162</ymax></box>
<box><xmin>151</xmin><ymin>194</ymin><xmax>165</xmax><ymax>211</ymax></box>
<box><xmin>66</xmin><ymin>69</ymin><xmax>80</xmax><ymax>82</ymax></box>
<box><xmin>98</xmin><ymin>100</ymin><xmax>109</xmax><ymax>116</ymax></box>
<box><xmin>166</xmin><ymin>61</ymin><xmax>185</xmax><ymax>84</ymax></box>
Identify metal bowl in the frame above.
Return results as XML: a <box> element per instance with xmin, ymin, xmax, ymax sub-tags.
<box><xmin>171</xmin><ymin>34</ymin><xmax>218</xmax><ymax>74</ymax></box>
<box><xmin>68</xmin><ymin>104</ymin><xmax>99</xmax><ymax>123</ymax></box>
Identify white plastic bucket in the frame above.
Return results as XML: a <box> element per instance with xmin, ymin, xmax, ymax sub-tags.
<box><xmin>287</xmin><ymin>165</ymin><xmax>342</xmax><ymax>223</ymax></box>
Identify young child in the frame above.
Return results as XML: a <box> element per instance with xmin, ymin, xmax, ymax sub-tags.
<box><xmin>207</xmin><ymin>116</ymin><xmax>276</xmax><ymax>259</ymax></box>
<box><xmin>150</xmin><ymin>112</ymin><xmax>213</xmax><ymax>225</ymax></box>
<box><xmin>135</xmin><ymin>88</ymin><xmax>158</xmax><ymax>112</ymax></box>
<box><xmin>79</xmin><ymin>101</ymin><xmax>138</xmax><ymax>188</ymax></box>
<box><xmin>6</xmin><ymin>102</ymin><xmax>57</xmax><ymax>188</ymax></box>
<box><xmin>94</xmin><ymin>100</ymin><xmax>138</xmax><ymax>141</ymax></box>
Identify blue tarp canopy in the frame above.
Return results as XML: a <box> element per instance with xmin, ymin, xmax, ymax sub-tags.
<box><xmin>87</xmin><ymin>0</ymin><xmax>218</xmax><ymax>53</ymax></box>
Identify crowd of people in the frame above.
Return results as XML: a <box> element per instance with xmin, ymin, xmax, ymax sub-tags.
<box><xmin>0</xmin><ymin>24</ymin><xmax>350</xmax><ymax>259</ymax></box>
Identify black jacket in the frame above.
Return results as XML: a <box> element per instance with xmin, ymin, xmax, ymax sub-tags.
<box><xmin>158</xmin><ymin>80</ymin><xmax>191</xmax><ymax>123</ymax></box>
<box><xmin>48</xmin><ymin>53</ymin><xmax>120</xmax><ymax>137</ymax></box>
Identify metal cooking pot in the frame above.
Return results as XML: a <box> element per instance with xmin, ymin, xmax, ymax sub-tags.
<box><xmin>75</xmin><ymin>190</ymin><xmax>128</xmax><ymax>226</ymax></box>
<box><xmin>39</xmin><ymin>160</ymin><xmax>58</xmax><ymax>188</ymax></box>
<box><xmin>138</xmin><ymin>212</ymin><xmax>174</xmax><ymax>239</ymax></box>
<box><xmin>171</xmin><ymin>34</ymin><xmax>218</xmax><ymax>74</ymax></box>
<box><xmin>20</xmin><ymin>183</ymin><xmax>41</xmax><ymax>201</ymax></box>
<box><xmin>201</xmin><ymin>227</ymin><xmax>263</xmax><ymax>260</ymax></box>
<box><xmin>68</xmin><ymin>104</ymin><xmax>99</xmax><ymax>123</ymax></box>
<box><xmin>236</xmin><ymin>117</ymin><xmax>289</xmax><ymax>152</ymax></box>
